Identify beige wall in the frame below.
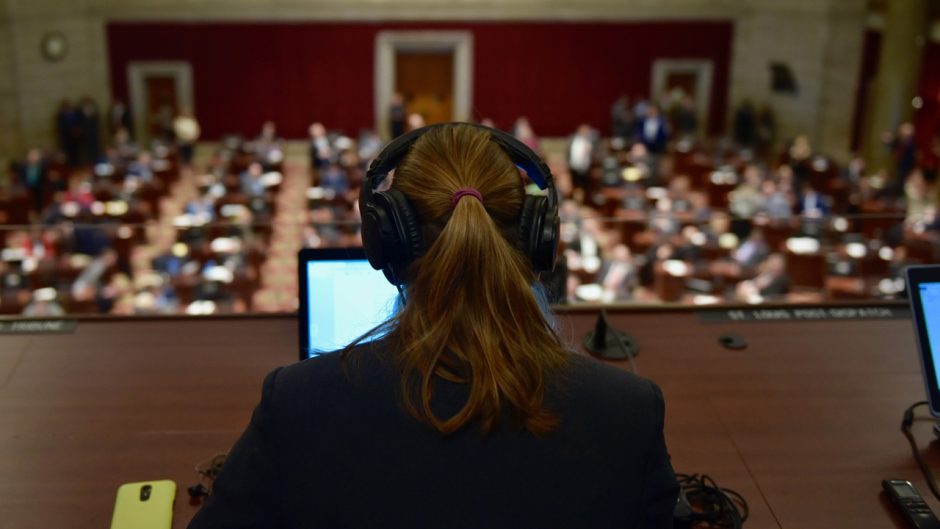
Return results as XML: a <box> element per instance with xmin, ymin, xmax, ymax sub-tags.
<box><xmin>1</xmin><ymin>0</ymin><xmax>868</xmax><ymax>162</ymax></box>
<box><xmin>0</xmin><ymin>2</ymin><xmax>20</xmax><ymax>169</ymax></box>
<box><xmin>4</xmin><ymin>0</ymin><xmax>109</xmax><ymax>156</ymax></box>
<box><xmin>731</xmin><ymin>0</ymin><xmax>867</xmax><ymax>161</ymax></box>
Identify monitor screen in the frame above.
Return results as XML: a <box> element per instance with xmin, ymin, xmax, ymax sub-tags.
<box><xmin>301</xmin><ymin>256</ymin><xmax>400</xmax><ymax>358</ymax></box>
<box><xmin>918</xmin><ymin>282</ymin><xmax>940</xmax><ymax>379</ymax></box>
<box><xmin>908</xmin><ymin>265</ymin><xmax>940</xmax><ymax>416</ymax></box>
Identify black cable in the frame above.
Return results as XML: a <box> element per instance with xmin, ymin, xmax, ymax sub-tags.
<box><xmin>675</xmin><ymin>473</ymin><xmax>749</xmax><ymax>529</ymax></box>
<box><xmin>613</xmin><ymin>329</ymin><xmax>639</xmax><ymax>375</ymax></box>
<box><xmin>900</xmin><ymin>400</ymin><xmax>940</xmax><ymax>502</ymax></box>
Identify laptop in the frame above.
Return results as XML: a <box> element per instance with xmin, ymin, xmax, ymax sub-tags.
<box><xmin>907</xmin><ymin>265</ymin><xmax>940</xmax><ymax>416</ymax></box>
<box><xmin>297</xmin><ymin>248</ymin><xmax>401</xmax><ymax>360</ymax></box>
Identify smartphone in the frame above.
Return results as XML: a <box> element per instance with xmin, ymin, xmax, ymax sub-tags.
<box><xmin>110</xmin><ymin>480</ymin><xmax>176</xmax><ymax>529</ymax></box>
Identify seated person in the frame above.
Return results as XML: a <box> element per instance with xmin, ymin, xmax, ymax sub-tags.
<box><xmin>126</xmin><ymin>151</ymin><xmax>155</xmax><ymax>182</ymax></box>
<box><xmin>240</xmin><ymin>162</ymin><xmax>266</xmax><ymax>198</ymax></box>
<box><xmin>189</xmin><ymin>123</ymin><xmax>678</xmax><ymax>528</ymax></box>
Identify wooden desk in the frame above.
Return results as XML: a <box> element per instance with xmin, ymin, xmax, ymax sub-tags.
<box><xmin>0</xmin><ymin>306</ymin><xmax>930</xmax><ymax>528</ymax></box>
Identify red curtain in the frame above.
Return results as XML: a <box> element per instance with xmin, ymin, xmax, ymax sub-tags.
<box><xmin>107</xmin><ymin>21</ymin><xmax>733</xmax><ymax>139</ymax></box>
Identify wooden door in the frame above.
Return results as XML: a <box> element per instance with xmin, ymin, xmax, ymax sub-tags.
<box><xmin>395</xmin><ymin>51</ymin><xmax>453</xmax><ymax>125</ymax></box>
<box><xmin>665</xmin><ymin>72</ymin><xmax>697</xmax><ymax>99</ymax></box>
<box><xmin>144</xmin><ymin>75</ymin><xmax>178</xmax><ymax>141</ymax></box>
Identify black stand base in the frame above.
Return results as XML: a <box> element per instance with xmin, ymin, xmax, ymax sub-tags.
<box><xmin>582</xmin><ymin>329</ymin><xmax>638</xmax><ymax>360</ymax></box>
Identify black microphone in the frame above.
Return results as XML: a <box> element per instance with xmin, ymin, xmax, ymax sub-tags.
<box><xmin>582</xmin><ymin>309</ymin><xmax>638</xmax><ymax>360</ymax></box>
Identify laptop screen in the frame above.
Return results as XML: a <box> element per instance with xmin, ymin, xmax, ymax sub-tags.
<box><xmin>298</xmin><ymin>248</ymin><xmax>400</xmax><ymax>359</ymax></box>
<box><xmin>907</xmin><ymin>266</ymin><xmax>940</xmax><ymax>416</ymax></box>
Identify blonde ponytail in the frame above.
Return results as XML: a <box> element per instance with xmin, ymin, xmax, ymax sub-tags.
<box><xmin>376</xmin><ymin>124</ymin><xmax>569</xmax><ymax>435</ymax></box>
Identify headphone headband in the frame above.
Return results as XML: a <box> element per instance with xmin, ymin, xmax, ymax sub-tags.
<box><xmin>365</xmin><ymin>123</ymin><xmax>556</xmax><ymax>204</ymax></box>
<box><xmin>359</xmin><ymin>122</ymin><xmax>559</xmax><ymax>284</ymax></box>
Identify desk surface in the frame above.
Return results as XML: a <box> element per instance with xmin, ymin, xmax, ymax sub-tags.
<box><xmin>0</xmin><ymin>307</ymin><xmax>931</xmax><ymax>528</ymax></box>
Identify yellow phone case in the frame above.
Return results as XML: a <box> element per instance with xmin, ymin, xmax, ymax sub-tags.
<box><xmin>110</xmin><ymin>480</ymin><xmax>176</xmax><ymax>529</ymax></box>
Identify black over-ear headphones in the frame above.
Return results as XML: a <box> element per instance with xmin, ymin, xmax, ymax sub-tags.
<box><xmin>359</xmin><ymin>122</ymin><xmax>559</xmax><ymax>286</ymax></box>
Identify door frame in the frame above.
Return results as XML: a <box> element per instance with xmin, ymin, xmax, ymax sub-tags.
<box><xmin>374</xmin><ymin>31</ymin><xmax>473</xmax><ymax>139</ymax></box>
<box><xmin>650</xmin><ymin>59</ymin><xmax>713</xmax><ymax>129</ymax></box>
<box><xmin>127</xmin><ymin>61</ymin><xmax>194</xmax><ymax>145</ymax></box>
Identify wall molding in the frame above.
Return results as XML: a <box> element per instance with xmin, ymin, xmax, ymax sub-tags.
<box><xmin>650</xmin><ymin>59</ymin><xmax>714</xmax><ymax>128</ymax></box>
<box><xmin>126</xmin><ymin>61</ymin><xmax>193</xmax><ymax>143</ymax></box>
<box><xmin>374</xmin><ymin>30</ymin><xmax>473</xmax><ymax>138</ymax></box>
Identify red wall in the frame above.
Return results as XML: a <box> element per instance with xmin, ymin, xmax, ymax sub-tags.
<box><xmin>107</xmin><ymin>21</ymin><xmax>733</xmax><ymax>139</ymax></box>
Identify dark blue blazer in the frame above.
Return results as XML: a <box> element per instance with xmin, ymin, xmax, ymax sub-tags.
<box><xmin>189</xmin><ymin>340</ymin><xmax>678</xmax><ymax>528</ymax></box>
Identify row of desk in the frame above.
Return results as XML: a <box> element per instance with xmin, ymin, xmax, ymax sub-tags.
<box><xmin>0</xmin><ymin>303</ymin><xmax>932</xmax><ymax>528</ymax></box>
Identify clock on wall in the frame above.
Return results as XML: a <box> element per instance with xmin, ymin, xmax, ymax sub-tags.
<box><xmin>40</xmin><ymin>32</ymin><xmax>68</xmax><ymax>62</ymax></box>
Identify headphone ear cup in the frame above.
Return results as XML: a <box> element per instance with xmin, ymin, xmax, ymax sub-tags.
<box><xmin>520</xmin><ymin>196</ymin><xmax>559</xmax><ymax>272</ymax></box>
<box><xmin>360</xmin><ymin>187</ymin><xmax>422</xmax><ymax>285</ymax></box>
<box><xmin>385</xmin><ymin>189</ymin><xmax>424</xmax><ymax>272</ymax></box>
<box><xmin>519</xmin><ymin>196</ymin><xmax>539</xmax><ymax>263</ymax></box>
<box><xmin>361</xmin><ymin>195</ymin><xmax>390</xmax><ymax>272</ymax></box>
<box><xmin>534</xmin><ymin>203</ymin><xmax>560</xmax><ymax>272</ymax></box>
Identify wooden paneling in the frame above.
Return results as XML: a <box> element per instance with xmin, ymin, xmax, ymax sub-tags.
<box><xmin>0</xmin><ymin>307</ymin><xmax>926</xmax><ymax>528</ymax></box>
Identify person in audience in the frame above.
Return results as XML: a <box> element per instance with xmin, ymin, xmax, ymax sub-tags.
<box><xmin>255</xmin><ymin>121</ymin><xmax>284</xmax><ymax>168</ymax></box>
<box><xmin>56</xmin><ymin>99</ymin><xmax>82</xmax><ymax>168</ymax></box>
<box><xmin>22</xmin><ymin>289</ymin><xmax>66</xmax><ymax>317</ymax></box>
<box><xmin>733</xmin><ymin>99</ymin><xmax>757</xmax><ymax>148</ymax></box>
<box><xmin>406</xmin><ymin>112</ymin><xmax>425</xmax><ymax>131</ymax></box>
<box><xmin>635</xmin><ymin>104</ymin><xmax>669</xmax><ymax>156</ymax></box>
<box><xmin>610</xmin><ymin>93</ymin><xmax>633</xmax><ymax>138</ymax></box>
<box><xmin>173</xmin><ymin>108</ymin><xmax>201</xmax><ymax>166</ymax></box>
<box><xmin>108</xmin><ymin>100</ymin><xmax>133</xmax><ymax>139</ymax></box>
<box><xmin>319</xmin><ymin>163</ymin><xmax>349</xmax><ymax>197</ymax></box>
<box><xmin>673</xmin><ymin>95</ymin><xmax>698</xmax><ymax>138</ymax></box>
<box><xmin>189</xmin><ymin>123</ymin><xmax>678</xmax><ymax>527</ymax></box>
<box><xmin>357</xmin><ymin>129</ymin><xmax>382</xmax><ymax>168</ymax></box>
<box><xmin>308</xmin><ymin>122</ymin><xmax>333</xmax><ymax>170</ymax></box>
<box><xmin>759</xmin><ymin>179</ymin><xmax>792</xmax><ymax>220</ymax></box>
<box><xmin>733</xmin><ymin>228</ymin><xmax>768</xmax><ymax>269</ymax></box>
<box><xmin>729</xmin><ymin>165</ymin><xmax>764</xmax><ymax>220</ymax></box>
<box><xmin>112</xmin><ymin>127</ymin><xmax>139</xmax><ymax>159</ymax></box>
<box><xmin>883</xmin><ymin>122</ymin><xmax>919</xmax><ymax>196</ymax></box>
<box><xmin>796</xmin><ymin>181</ymin><xmax>830</xmax><ymax>219</ymax></box>
<box><xmin>78</xmin><ymin>97</ymin><xmax>101</xmax><ymax>166</ymax></box>
<box><xmin>512</xmin><ymin>117</ymin><xmax>539</xmax><ymax>151</ymax></box>
<box><xmin>388</xmin><ymin>92</ymin><xmax>406</xmax><ymax>138</ymax></box>
<box><xmin>755</xmin><ymin>103</ymin><xmax>777</xmax><ymax>156</ymax></box>
<box><xmin>566</xmin><ymin>124</ymin><xmax>596</xmax><ymax>192</ymax></box>
<box><xmin>127</xmin><ymin>151</ymin><xmax>155</xmax><ymax>182</ymax></box>
<box><xmin>736</xmin><ymin>252</ymin><xmax>789</xmax><ymax>300</ymax></box>
<box><xmin>186</xmin><ymin>192</ymin><xmax>216</xmax><ymax>223</ymax></box>
<box><xmin>17</xmin><ymin>148</ymin><xmax>48</xmax><ymax>214</ymax></box>
<box><xmin>240</xmin><ymin>162</ymin><xmax>266</xmax><ymax>198</ymax></box>
<box><xmin>905</xmin><ymin>168</ymin><xmax>937</xmax><ymax>229</ymax></box>
<box><xmin>788</xmin><ymin>135</ymin><xmax>813</xmax><ymax>194</ymax></box>
<box><xmin>599</xmin><ymin>243</ymin><xmax>638</xmax><ymax>301</ymax></box>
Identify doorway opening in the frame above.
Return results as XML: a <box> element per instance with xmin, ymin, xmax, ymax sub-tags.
<box><xmin>374</xmin><ymin>31</ymin><xmax>473</xmax><ymax>139</ymax></box>
<box><xmin>127</xmin><ymin>62</ymin><xmax>194</xmax><ymax>145</ymax></box>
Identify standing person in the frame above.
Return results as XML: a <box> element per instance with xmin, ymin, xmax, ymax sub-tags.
<box><xmin>17</xmin><ymin>148</ymin><xmax>48</xmax><ymax>215</ymax></box>
<box><xmin>56</xmin><ymin>99</ymin><xmax>81</xmax><ymax>168</ymax></box>
<box><xmin>733</xmin><ymin>99</ymin><xmax>757</xmax><ymax>148</ymax></box>
<box><xmin>308</xmin><ymin>122</ymin><xmax>333</xmax><ymax>170</ymax></box>
<box><xmin>635</xmin><ymin>105</ymin><xmax>669</xmax><ymax>180</ymax></box>
<box><xmin>610</xmin><ymin>93</ymin><xmax>633</xmax><ymax>138</ymax></box>
<box><xmin>389</xmin><ymin>92</ymin><xmax>406</xmax><ymax>138</ymax></box>
<box><xmin>566</xmin><ymin>124</ymin><xmax>596</xmax><ymax>193</ymax></box>
<box><xmin>512</xmin><ymin>116</ymin><xmax>539</xmax><ymax>151</ymax></box>
<box><xmin>108</xmin><ymin>100</ymin><xmax>134</xmax><ymax>139</ymax></box>
<box><xmin>173</xmin><ymin>108</ymin><xmax>201</xmax><ymax>166</ymax></box>
<box><xmin>188</xmin><ymin>123</ymin><xmax>678</xmax><ymax>528</ymax></box>
<box><xmin>79</xmin><ymin>97</ymin><xmax>101</xmax><ymax>166</ymax></box>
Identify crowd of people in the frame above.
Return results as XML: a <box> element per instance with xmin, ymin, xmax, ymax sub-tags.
<box><xmin>2</xmin><ymin>92</ymin><xmax>939</xmax><ymax>314</ymax></box>
<box><xmin>0</xmin><ymin>103</ymin><xmax>283</xmax><ymax>316</ymax></box>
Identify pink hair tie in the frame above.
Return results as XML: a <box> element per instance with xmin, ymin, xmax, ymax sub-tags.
<box><xmin>451</xmin><ymin>187</ymin><xmax>484</xmax><ymax>207</ymax></box>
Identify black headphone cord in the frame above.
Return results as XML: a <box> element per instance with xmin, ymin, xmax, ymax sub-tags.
<box><xmin>901</xmin><ymin>400</ymin><xmax>940</xmax><ymax>502</ymax></box>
